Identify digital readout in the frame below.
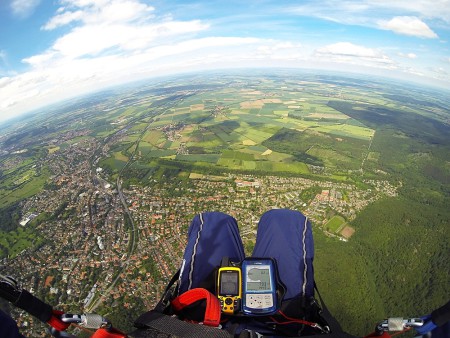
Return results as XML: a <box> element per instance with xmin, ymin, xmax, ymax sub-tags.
<box><xmin>246</xmin><ymin>265</ymin><xmax>272</xmax><ymax>291</ymax></box>
<box><xmin>220</xmin><ymin>271</ymin><xmax>239</xmax><ymax>295</ymax></box>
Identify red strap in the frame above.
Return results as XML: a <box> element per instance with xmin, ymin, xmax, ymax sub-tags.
<box><xmin>91</xmin><ymin>327</ymin><xmax>127</xmax><ymax>338</ymax></box>
<box><xmin>171</xmin><ymin>288</ymin><xmax>221</xmax><ymax>327</ymax></box>
<box><xmin>364</xmin><ymin>332</ymin><xmax>392</xmax><ymax>338</ymax></box>
<box><xmin>47</xmin><ymin>310</ymin><xmax>70</xmax><ymax>331</ymax></box>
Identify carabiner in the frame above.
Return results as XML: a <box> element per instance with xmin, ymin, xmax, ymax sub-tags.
<box><xmin>62</xmin><ymin>313</ymin><xmax>111</xmax><ymax>329</ymax></box>
<box><xmin>313</xmin><ymin>323</ymin><xmax>330</xmax><ymax>334</ymax></box>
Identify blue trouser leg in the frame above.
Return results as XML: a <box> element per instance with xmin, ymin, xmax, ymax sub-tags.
<box><xmin>178</xmin><ymin>212</ymin><xmax>245</xmax><ymax>295</ymax></box>
<box><xmin>252</xmin><ymin>209</ymin><xmax>314</xmax><ymax>301</ymax></box>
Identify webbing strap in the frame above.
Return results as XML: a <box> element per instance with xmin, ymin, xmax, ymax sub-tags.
<box><xmin>154</xmin><ymin>269</ymin><xmax>180</xmax><ymax>313</ymax></box>
<box><xmin>132</xmin><ymin>311</ymin><xmax>232</xmax><ymax>338</ymax></box>
<box><xmin>314</xmin><ymin>283</ymin><xmax>345</xmax><ymax>334</ymax></box>
<box><xmin>14</xmin><ymin>288</ymin><xmax>53</xmax><ymax>323</ymax></box>
<box><xmin>171</xmin><ymin>288</ymin><xmax>221</xmax><ymax>327</ymax></box>
<box><xmin>91</xmin><ymin>327</ymin><xmax>127</xmax><ymax>338</ymax></box>
<box><xmin>47</xmin><ymin>310</ymin><xmax>70</xmax><ymax>331</ymax></box>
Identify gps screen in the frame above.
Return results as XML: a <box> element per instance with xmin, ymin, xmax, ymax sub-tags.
<box><xmin>220</xmin><ymin>271</ymin><xmax>239</xmax><ymax>295</ymax></box>
<box><xmin>246</xmin><ymin>265</ymin><xmax>272</xmax><ymax>292</ymax></box>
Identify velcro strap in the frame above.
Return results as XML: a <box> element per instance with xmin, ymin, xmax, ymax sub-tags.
<box><xmin>171</xmin><ymin>288</ymin><xmax>221</xmax><ymax>327</ymax></box>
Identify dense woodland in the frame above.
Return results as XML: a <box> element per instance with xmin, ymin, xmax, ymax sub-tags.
<box><xmin>315</xmin><ymin>100</ymin><xmax>450</xmax><ymax>335</ymax></box>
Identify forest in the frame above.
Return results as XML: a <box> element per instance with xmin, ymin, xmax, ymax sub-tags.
<box><xmin>314</xmin><ymin>99</ymin><xmax>450</xmax><ymax>335</ymax></box>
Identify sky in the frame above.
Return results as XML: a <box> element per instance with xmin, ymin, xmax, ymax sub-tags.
<box><xmin>0</xmin><ymin>0</ymin><xmax>449</xmax><ymax>123</ymax></box>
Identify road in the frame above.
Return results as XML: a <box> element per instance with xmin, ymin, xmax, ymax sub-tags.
<box><xmin>85</xmin><ymin>95</ymin><xmax>189</xmax><ymax>312</ymax></box>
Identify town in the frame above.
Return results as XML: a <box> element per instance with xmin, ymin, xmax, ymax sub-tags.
<box><xmin>2</xmin><ymin>131</ymin><xmax>398</xmax><ymax>336</ymax></box>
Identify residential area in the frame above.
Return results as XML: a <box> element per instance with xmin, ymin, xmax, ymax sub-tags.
<box><xmin>2</xmin><ymin>133</ymin><xmax>399</xmax><ymax>336</ymax></box>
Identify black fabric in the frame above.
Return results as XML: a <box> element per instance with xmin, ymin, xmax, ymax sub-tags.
<box><xmin>0</xmin><ymin>309</ymin><xmax>26</xmax><ymax>338</ymax></box>
<box><xmin>128</xmin><ymin>327</ymin><xmax>177</xmax><ymax>338</ymax></box>
<box><xmin>0</xmin><ymin>282</ymin><xmax>21</xmax><ymax>304</ymax></box>
<box><xmin>313</xmin><ymin>284</ymin><xmax>347</xmax><ymax>336</ymax></box>
<box><xmin>431</xmin><ymin>300</ymin><xmax>450</xmax><ymax>327</ymax></box>
<box><xmin>238</xmin><ymin>330</ymin><xmax>261</xmax><ymax>338</ymax></box>
<box><xmin>14</xmin><ymin>289</ymin><xmax>52</xmax><ymax>323</ymax></box>
<box><xmin>428</xmin><ymin>321</ymin><xmax>450</xmax><ymax>338</ymax></box>
<box><xmin>154</xmin><ymin>270</ymin><xmax>180</xmax><ymax>313</ymax></box>
<box><xmin>133</xmin><ymin>310</ymin><xmax>233</xmax><ymax>338</ymax></box>
<box><xmin>132</xmin><ymin>283</ymin><xmax>359</xmax><ymax>338</ymax></box>
<box><xmin>173</xmin><ymin>299</ymin><xmax>209</xmax><ymax>323</ymax></box>
<box><xmin>268</xmin><ymin>296</ymin><xmax>330</xmax><ymax>337</ymax></box>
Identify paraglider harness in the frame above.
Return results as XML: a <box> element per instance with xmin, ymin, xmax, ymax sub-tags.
<box><xmin>131</xmin><ymin>259</ymin><xmax>340</xmax><ymax>338</ymax></box>
<box><xmin>130</xmin><ymin>210</ymin><xmax>343</xmax><ymax>338</ymax></box>
<box><xmin>1</xmin><ymin>272</ymin><xmax>449</xmax><ymax>338</ymax></box>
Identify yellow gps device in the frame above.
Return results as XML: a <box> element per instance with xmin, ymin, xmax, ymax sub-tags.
<box><xmin>217</xmin><ymin>266</ymin><xmax>242</xmax><ymax>314</ymax></box>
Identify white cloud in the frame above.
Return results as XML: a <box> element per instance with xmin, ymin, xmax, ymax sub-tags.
<box><xmin>378</xmin><ymin>16</ymin><xmax>438</xmax><ymax>38</ymax></box>
<box><xmin>368</xmin><ymin>0</ymin><xmax>450</xmax><ymax>23</ymax></box>
<box><xmin>316</xmin><ymin>42</ymin><xmax>377</xmax><ymax>57</ymax></box>
<box><xmin>10</xmin><ymin>0</ymin><xmax>41</xmax><ymax>18</ymax></box>
<box><xmin>43</xmin><ymin>0</ymin><xmax>155</xmax><ymax>30</ymax></box>
<box><xmin>428</xmin><ymin>66</ymin><xmax>450</xmax><ymax>82</ymax></box>
<box><xmin>42</xmin><ymin>10</ymin><xmax>85</xmax><ymax>30</ymax></box>
<box><xmin>397</xmin><ymin>52</ymin><xmax>417</xmax><ymax>59</ymax></box>
<box><xmin>3</xmin><ymin>30</ymin><xmax>265</xmax><ymax>120</ymax></box>
<box><xmin>37</xmin><ymin>0</ymin><xmax>208</xmax><ymax>60</ymax></box>
<box><xmin>254</xmin><ymin>42</ymin><xmax>306</xmax><ymax>61</ymax></box>
<box><xmin>314</xmin><ymin>42</ymin><xmax>396</xmax><ymax>68</ymax></box>
<box><xmin>288</xmin><ymin>1</ymin><xmax>449</xmax><ymax>31</ymax></box>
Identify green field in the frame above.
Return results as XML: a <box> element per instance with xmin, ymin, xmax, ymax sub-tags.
<box><xmin>0</xmin><ymin>166</ymin><xmax>50</xmax><ymax>208</ymax></box>
<box><xmin>325</xmin><ymin>215</ymin><xmax>346</xmax><ymax>233</ymax></box>
<box><xmin>0</xmin><ymin>225</ymin><xmax>43</xmax><ymax>258</ymax></box>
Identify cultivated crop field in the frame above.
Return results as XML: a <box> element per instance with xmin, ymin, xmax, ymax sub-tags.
<box><xmin>102</xmin><ymin>78</ymin><xmax>378</xmax><ymax>177</ymax></box>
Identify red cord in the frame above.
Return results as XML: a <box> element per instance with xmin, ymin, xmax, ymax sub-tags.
<box><xmin>268</xmin><ymin>310</ymin><xmax>319</xmax><ymax>328</ymax></box>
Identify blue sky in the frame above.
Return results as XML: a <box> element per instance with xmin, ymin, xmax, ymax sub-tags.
<box><xmin>0</xmin><ymin>0</ymin><xmax>449</xmax><ymax>122</ymax></box>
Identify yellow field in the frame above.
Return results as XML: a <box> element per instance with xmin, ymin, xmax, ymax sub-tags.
<box><xmin>274</xmin><ymin>110</ymin><xmax>289</xmax><ymax>117</ymax></box>
<box><xmin>240</xmin><ymin>100</ymin><xmax>265</xmax><ymax>109</ymax></box>
<box><xmin>262</xmin><ymin>98</ymin><xmax>282</xmax><ymax>103</ymax></box>
<box><xmin>114</xmin><ymin>151</ymin><xmax>129</xmax><ymax>162</ymax></box>
<box><xmin>189</xmin><ymin>173</ymin><xmax>204</xmax><ymax>179</ymax></box>
<box><xmin>307</xmin><ymin>113</ymin><xmax>348</xmax><ymax>119</ymax></box>
<box><xmin>190</xmin><ymin>104</ymin><xmax>205</xmax><ymax>111</ymax></box>
<box><xmin>48</xmin><ymin>146</ymin><xmax>60</xmax><ymax>154</ymax></box>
